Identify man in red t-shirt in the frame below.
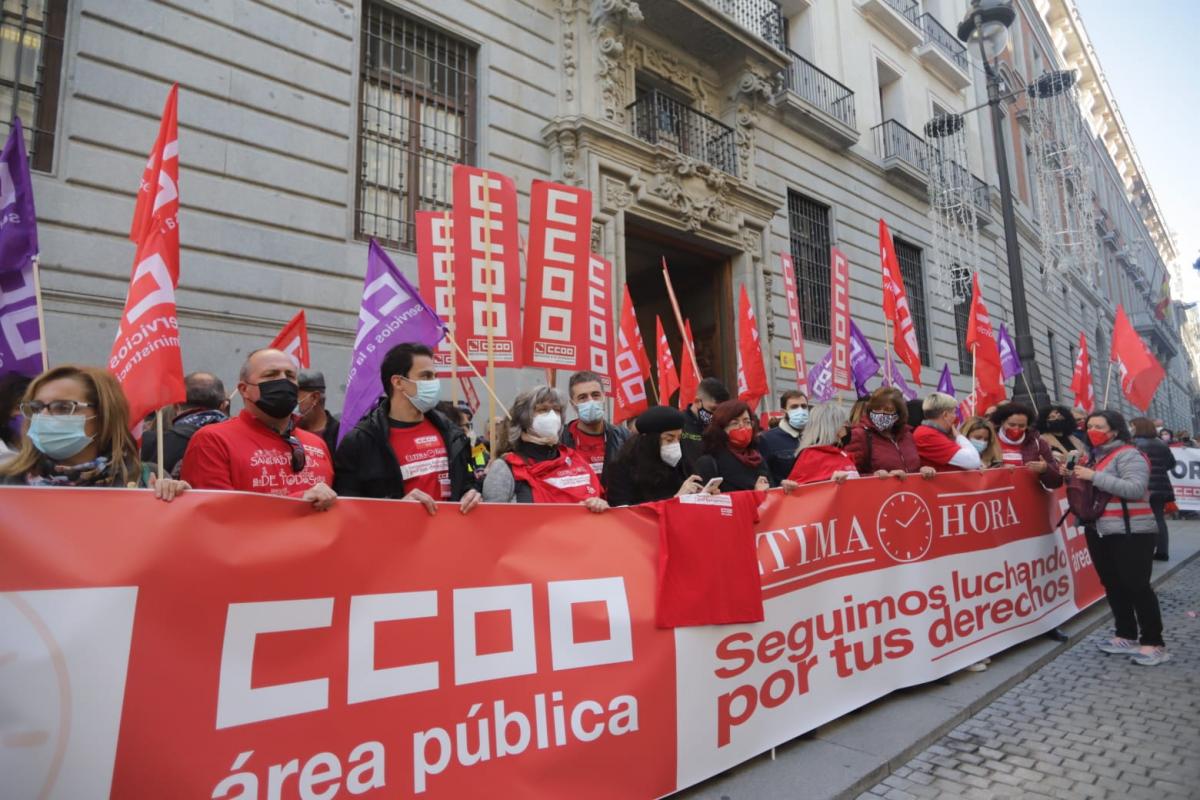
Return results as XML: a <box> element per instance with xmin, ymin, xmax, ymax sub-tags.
<box><xmin>333</xmin><ymin>342</ymin><xmax>481</xmax><ymax>515</ymax></box>
<box><xmin>913</xmin><ymin>392</ymin><xmax>982</xmax><ymax>472</ymax></box>
<box><xmin>181</xmin><ymin>348</ymin><xmax>336</xmax><ymax>510</ymax></box>
<box><xmin>560</xmin><ymin>370</ymin><xmax>630</xmax><ymax>494</ymax></box>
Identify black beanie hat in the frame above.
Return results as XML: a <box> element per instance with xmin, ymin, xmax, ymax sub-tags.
<box><xmin>636</xmin><ymin>405</ymin><xmax>686</xmax><ymax>434</ymax></box>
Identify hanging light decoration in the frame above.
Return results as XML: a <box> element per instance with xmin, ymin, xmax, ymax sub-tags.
<box><xmin>924</xmin><ymin>112</ymin><xmax>979</xmax><ymax>302</ymax></box>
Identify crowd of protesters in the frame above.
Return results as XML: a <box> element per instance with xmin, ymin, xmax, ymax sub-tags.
<box><xmin>0</xmin><ymin>339</ymin><xmax>1186</xmax><ymax>667</ymax></box>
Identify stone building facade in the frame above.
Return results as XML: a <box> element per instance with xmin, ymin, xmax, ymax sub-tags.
<box><xmin>3</xmin><ymin>0</ymin><xmax>1194</xmax><ymax>427</ymax></box>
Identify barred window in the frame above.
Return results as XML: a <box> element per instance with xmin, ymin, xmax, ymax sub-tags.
<box><xmin>356</xmin><ymin>4</ymin><xmax>477</xmax><ymax>251</ymax></box>
<box><xmin>0</xmin><ymin>0</ymin><xmax>67</xmax><ymax>172</ymax></box>
<box><xmin>893</xmin><ymin>238</ymin><xmax>931</xmax><ymax>364</ymax></box>
<box><xmin>787</xmin><ymin>191</ymin><xmax>832</xmax><ymax>344</ymax></box>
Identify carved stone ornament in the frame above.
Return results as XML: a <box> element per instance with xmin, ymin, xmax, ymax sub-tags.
<box><xmin>650</xmin><ymin>152</ymin><xmax>733</xmax><ymax>232</ymax></box>
<box><xmin>591</xmin><ymin>0</ymin><xmax>643</xmax><ymax>125</ymax></box>
<box><xmin>557</xmin><ymin>129</ymin><xmax>580</xmax><ymax>183</ymax></box>
<box><xmin>628</xmin><ymin>42</ymin><xmax>711</xmax><ymax>114</ymax></box>
<box><xmin>602</xmin><ymin>175</ymin><xmax>634</xmax><ymax>210</ymax></box>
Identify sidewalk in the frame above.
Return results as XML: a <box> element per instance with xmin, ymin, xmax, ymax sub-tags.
<box><xmin>677</xmin><ymin>523</ymin><xmax>1200</xmax><ymax>800</ymax></box>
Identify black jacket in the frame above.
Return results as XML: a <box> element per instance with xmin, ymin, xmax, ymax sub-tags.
<box><xmin>757</xmin><ymin>424</ymin><xmax>801</xmax><ymax>486</ymax></box>
<box><xmin>314</xmin><ymin>413</ymin><xmax>340</xmax><ymax>458</ymax></box>
<box><xmin>606</xmin><ymin>451</ymin><xmax>695</xmax><ymax>507</ymax></box>
<box><xmin>1135</xmin><ymin>437</ymin><xmax>1176</xmax><ymax>501</ymax></box>
<box><xmin>333</xmin><ymin>401</ymin><xmax>474</xmax><ymax>500</ymax></box>
<box><xmin>694</xmin><ymin>447</ymin><xmax>770</xmax><ymax>492</ymax></box>
<box><xmin>560</xmin><ymin>419</ymin><xmax>630</xmax><ymax>490</ymax></box>
<box><xmin>139</xmin><ymin>408</ymin><xmax>227</xmax><ymax>477</ymax></box>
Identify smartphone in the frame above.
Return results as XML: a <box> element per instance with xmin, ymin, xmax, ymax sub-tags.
<box><xmin>1065</xmin><ymin>454</ymin><xmax>1077</xmax><ymax>471</ymax></box>
<box><xmin>702</xmin><ymin>477</ymin><xmax>724</xmax><ymax>493</ymax></box>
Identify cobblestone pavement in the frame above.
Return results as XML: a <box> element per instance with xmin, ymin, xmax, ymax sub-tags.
<box><xmin>859</xmin><ymin>557</ymin><xmax>1200</xmax><ymax>800</ymax></box>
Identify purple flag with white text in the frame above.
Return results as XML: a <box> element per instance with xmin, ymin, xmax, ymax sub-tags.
<box><xmin>338</xmin><ymin>239</ymin><xmax>446</xmax><ymax>445</ymax></box>
<box><xmin>937</xmin><ymin>364</ymin><xmax>963</xmax><ymax>423</ymax></box>
<box><xmin>0</xmin><ymin>118</ymin><xmax>43</xmax><ymax>378</ymax></box>
<box><xmin>883</xmin><ymin>352</ymin><xmax>917</xmax><ymax>400</ymax></box>
<box><xmin>997</xmin><ymin>323</ymin><xmax>1022</xmax><ymax>379</ymax></box>
<box><xmin>807</xmin><ymin>321</ymin><xmax>881</xmax><ymax>401</ymax></box>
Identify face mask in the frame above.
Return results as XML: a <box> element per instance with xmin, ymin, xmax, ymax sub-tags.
<box><xmin>728</xmin><ymin>428</ymin><xmax>753</xmax><ymax>449</ymax></box>
<box><xmin>787</xmin><ymin>408</ymin><xmax>809</xmax><ymax>429</ymax></box>
<box><xmin>28</xmin><ymin>414</ymin><xmax>95</xmax><ymax>461</ymax></box>
<box><xmin>253</xmin><ymin>379</ymin><xmax>299</xmax><ymax>419</ymax></box>
<box><xmin>530</xmin><ymin>410</ymin><xmax>561</xmax><ymax>441</ymax></box>
<box><xmin>970</xmin><ymin>438</ymin><xmax>988</xmax><ymax>453</ymax></box>
<box><xmin>576</xmin><ymin>400</ymin><xmax>604</xmax><ymax>425</ymax></box>
<box><xmin>697</xmin><ymin>408</ymin><xmax>713</xmax><ymax>427</ymax></box>
<box><xmin>403</xmin><ymin>378</ymin><xmax>441</xmax><ymax>414</ymax></box>
<box><xmin>1000</xmin><ymin>426</ymin><xmax>1024</xmax><ymax>445</ymax></box>
<box><xmin>1087</xmin><ymin>429</ymin><xmax>1112</xmax><ymax>448</ymax></box>
<box><xmin>660</xmin><ymin>441</ymin><xmax>683</xmax><ymax>467</ymax></box>
<box><xmin>1160</xmin><ymin>432</ymin><xmax>1172</xmax><ymax>442</ymax></box>
<box><xmin>870</xmin><ymin>411</ymin><xmax>898</xmax><ymax>431</ymax></box>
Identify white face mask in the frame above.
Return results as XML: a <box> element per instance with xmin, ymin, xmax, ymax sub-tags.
<box><xmin>530</xmin><ymin>410</ymin><xmax>562</xmax><ymax>441</ymax></box>
<box><xmin>660</xmin><ymin>441</ymin><xmax>683</xmax><ymax>467</ymax></box>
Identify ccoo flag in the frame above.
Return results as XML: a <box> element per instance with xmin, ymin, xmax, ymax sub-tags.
<box><xmin>0</xmin><ymin>117</ymin><xmax>43</xmax><ymax>378</ymax></box>
<box><xmin>269</xmin><ymin>310</ymin><xmax>310</xmax><ymax>369</ymax></box>
<box><xmin>735</xmin><ymin>284</ymin><xmax>768</xmax><ymax>408</ymax></box>
<box><xmin>1111</xmin><ymin>304</ymin><xmax>1164</xmax><ymax>413</ymax></box>
<box><xmin>339</xmin><ymin>240</ymin><xmax>447</xmax><ymax>444</ymax></box>
<box><xmin>654</xmin><ymin>315</ymin><xmax>680</xmax><ymax>405</ymax></box>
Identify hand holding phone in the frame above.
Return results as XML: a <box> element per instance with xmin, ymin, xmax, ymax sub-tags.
<box><xmin>702</xmin><ymin>477</ymin><xmax>724</xmax><ymax>494</ymax></box>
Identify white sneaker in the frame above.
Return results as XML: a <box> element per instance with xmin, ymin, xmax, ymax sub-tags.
<box><xmin>1097</xmin><ymin>637</ymin><xmax>1138</xmax><ymax>654</ymax></box>
<box><xmin>965</xmin><ymin>661</ymin><xmax>988</xmax><ymax>672</ymax></box>
<box><xmin>1130</xmin><ymin>646</ymin><xmax>1170</xmax><ymax>666</ymax></box>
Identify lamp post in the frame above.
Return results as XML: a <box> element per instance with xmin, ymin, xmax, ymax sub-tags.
<box><xmin>957</xmin><ymin>0</ymin><xmax>1049</xmax><ymax>409</ymax></box>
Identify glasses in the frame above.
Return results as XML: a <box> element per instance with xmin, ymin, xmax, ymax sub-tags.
<box><xmin>280</xmin><ymin>420</ymin><xmax>307</xmax><ymax>473</ymax></box>
<box><xmin>19</xmin><ymin>400</ymin><xmax>95</xmax><ymax>416</ymax></box>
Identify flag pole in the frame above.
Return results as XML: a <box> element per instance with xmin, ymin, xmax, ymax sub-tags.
<box><xmin>481</xmin><ymin>173</ymin><xmax>498</xmax><ymax>458</ymax></box>
<box><xmin>1020</xmin><ymin>371</ymin><xmax>1038</xmax><ymax>414</ymax></box>
<box><xmin>448</xmin><ymin>333</ymin><xmax>511</xmax><ymax>420</ymax></box>
<box><xmin>154</xmin><ymin>407</ymin><xmax>165</xmax><ymax>481</ymax></box>
<box><xmin>443</xmin><ymin>210</ymin><xmax>458</xmax><ymax>407</ymax></box>
<box><xmin>30</xmin><ymin>254</ymin><xmax>49</xmax><ymax>370</ymax></box>
<box><xmin>971</xmin><ymin>344</ymin><xmax>978</xmax><ymax>410</ymax></box>
<box><xmin>883</xmin><ymin>320</ymin><xmax>893</xmax><ymax>386</ymax></box>
<box><xmin>661</xmin><ymin>258</ymin><xmax>700</xmax><ymax>381</ymax></box>
<box><xmin>1103</xmin><ymin>359</ymin><xmax>1113</xmax><ymax>408</ymax></box>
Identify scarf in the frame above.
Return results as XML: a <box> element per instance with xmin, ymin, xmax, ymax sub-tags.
<box><xmin>726</xmin><ymin>440</ymin><xmax>764</xmax><ymax>470</ymax></box>
<box><xmin>26</xmin><ymin>456</ymin><xmax>117</xmax><ymax>487</ymax></box>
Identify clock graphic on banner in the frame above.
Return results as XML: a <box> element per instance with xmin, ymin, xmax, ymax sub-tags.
<box><xmin>875</xmin><ymin>491</ymin><xmax>934</xmax><ymax>562</ymax></box>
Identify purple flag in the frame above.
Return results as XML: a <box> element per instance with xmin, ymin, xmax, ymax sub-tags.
<box><xmin>997</xmin><ymin>323</ymin><xmax>1022</xmax><ymax>379</ymax></box>
<box><xmin>807</xmin><ymin>321</ymin><xmax>881</xmax><ymax>401</ymax></box>
<box><xmin>882</xmin><ymin>353</ymin><xmax>917</xmax><ymax>400</ymax></box>
<box><xmin>937</xmin><ymin>364</ymin><xmax>963</xmax><ymax>423</ymax></box>
<box><xmin>0</xmin><ymin>118</ymin><xmax>44</xmax><ymax>378</ymax></box>
<box><xmin>338</xmin><ymin>239</ymin><xmax>447</xmax><ymax>445</ymax></box>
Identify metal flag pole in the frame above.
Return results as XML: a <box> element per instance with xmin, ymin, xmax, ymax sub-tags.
<box><xmin>30</xmin><ymin>254</ymin><xmax>48</xmax><ymax>370</ymax></box>
<box><xmin>661</xmin><ymin>257</ymin><xmax>700</xmax><ymax>382</ymax></box>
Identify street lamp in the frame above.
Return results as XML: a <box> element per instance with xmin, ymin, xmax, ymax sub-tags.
<box><xmin>958</xmin><ymin>0</ymin><xmax>1050</xmax><ymax>409</ymax></box>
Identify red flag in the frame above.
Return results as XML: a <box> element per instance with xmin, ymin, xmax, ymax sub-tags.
<box><xmin>451</xmin><ymin>165</ymin><xmax>522</xmax><ymax>368</ymax></box>
<box><xmin>109</xmin><ymin>84</ymin><xmax>184</xmax><ymax>426</ymax></box>
<box><xmin>585</xmin><ymin>253</ymin><xmax>616</xmax><ymax>388</ymax></box>
<box><xmin>1111</xmin><ymin>305</ymin><xmax>1165</xmax><ymax>412</ymax></box>
<box><xmin>521</xmin><ymin>181</ymin><xmax>592</xmax><ymax>371</ymax></box>
<box><xmin>1070</xmin><ymin>332</ymin><xmax>1094</xmax><ymax>413</ymax></box>
<box><xmin>830</xmin><ymin>247</ymin><xmax>851</xmax><ymax>391</ymax></box>
<box><xmin>655</xmin><ymin>315</ymin><xmax>680</xmax><ymax>405</ymax></box>
<box><xmin>736</xmin><ymin>285</ymin><xmax>768</xmax><ymax>409</ymax></box>
<box><xmin>879</xmin><ymin>219</ymin><xmax>922</xmax><ymax>384</ymax></box>
<box><xmin>269</xmin><ymin>310</ymin><xmax>309</xmax><ymax>369</ymax></box>
<box><xmin>416</xmin><ymin>210</ymin><xmax>469</xmax><ymax>378</ymax></box>
<box><xmin>613</xmin><ymin>286</ymin><xmax>649</xmax><ymax>424</ymax></box>
<box><xmin>678</xmin><ymin>320</ymin><xmax>699</xmax><ymax>411</ymax></box>
<box><xmin>965</xmin><ymin>273</ymin><xmax>1005</xmax><ymax>413</ymax></box>
<box><xmin>779</xmin><ymin>252</ymin><xmax>809</xmax><ymax>392</ymax></box>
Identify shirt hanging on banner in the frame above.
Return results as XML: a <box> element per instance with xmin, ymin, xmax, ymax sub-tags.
<box><xmin>416</xmin><ymin>210</ymin><xmax>470</xmax><ymax>378</ymax></box>
<box><xmin>0</xmin><ymin>117</ymin><xmax>43</xmax><ymax>378</ymax></box>
<box><xmin>522</xmin><ymin>181</ymin><xmax>592</xmax><ymax>370</ymax></box>
<box><xmin>829</xmin><ymin>247</ymin><xmax>851</xmax><ymax>391</ymax></box>
<box><xmin>451</xmin><ymin>164</ymin><xmax>522</xmax><ymax>369</ymax></box>
<box><xmin>779</xmin><ymin>252</ymin><xmax>809</xmax><ymax>393</ymax></box>
<box><xmin>586</xmin><ymin>253</ymin><xmax>615</xmax><ymax>388</ymax></box>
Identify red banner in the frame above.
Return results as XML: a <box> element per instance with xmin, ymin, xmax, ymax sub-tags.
<box><xmin>1070</xmin><ymin>332</ymin><xmax>1094</xmax><ymax>412</ymax></box>
<box><xmin>779</xmin><ymin>253</ymin><xmax>809</xmax><ymax>393</ymax></box>
<box><xmin>880</xmin><ymin>219</ymin><xmax>922</xmax><ymax>384</ymax></box>
<box><xmin>830</xmin><ymin>246</ymin><xmax>851</xmax><ymax>392</ymax></box>
<box><xmin>0</xmin><ymin>472</ymin><xmax>1101</xmax><ymax>798</ymax></box>
<box><xmin>736</xmin><ymin>284</ymin><xmax>768</xmax><ymax>409</ymax></box>
<box><xmin>521</xmin><ymin>182</ymin><xmax>592</xmax><ymax>370</ymax></box>
<box><xmin>1111</xmin><ymin>304</ymin><xmax>1164</xmax><ymax>412</ymax></box>
<box><xmin>965</xmin><ymin>273</ymin><xmax>1005</xmax><ymax>414</ymax></box>
<box><xmin>655</xmin><ymin>315</ymin><xmax>680</xmax><ymax>405</ymax></box>
<box><xmin>613</xmin><ymin>286</ymin><xmax>649</xmax><ymax>424</ymax></box>
<box><xmin>416</xmin><ymin>210</ymin><xmax>469</xmax><ymax>378</ymax></box>
<box><xmin>584</xmin><ymin>253</ymin><xmax>615</xmax><ymax>387</ymax></box>
<box><xmin>269</xmin><ymin>310</ymin><xmax>310</xmax><ymax>369</ymax></box>
<box><xmin>109</xmin><ymin>84</ymin><xmax>185</xmax><ymax>424</ymax></box>
<box><xmin>451</xmin><ymin>165</ymin><xmax>522</xmax><ymax>369</ymax></box>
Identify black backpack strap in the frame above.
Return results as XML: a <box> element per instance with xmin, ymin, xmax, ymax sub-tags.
<box><xmin>1121</xmin><ymin>498</ymin><xmax>1131</xmax><ymax>535</ymax></box>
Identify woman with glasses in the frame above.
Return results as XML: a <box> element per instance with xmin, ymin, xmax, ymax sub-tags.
<box><xmin>694</xmin><ymin>400</ymin><xmax>771</xmax><ymax>493</ymax></box>
<box><xmin>0</xmin><ymin>365</ymin><xmax>188</xmax><ymax>500</ymax></box>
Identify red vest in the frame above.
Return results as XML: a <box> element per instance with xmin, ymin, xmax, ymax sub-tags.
<box><xmin>1085</xmin><ymin>445</ymin><xmax>1153</xmax><ymax>521</ymax></box>
<box><xmin>503</xmin><ymin>446</ymin><xmax>602</xmax><ymax>503</ymax></box>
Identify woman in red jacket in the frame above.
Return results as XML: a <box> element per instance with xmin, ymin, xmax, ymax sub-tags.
<box><xmin>844</xmin><ymin>387</ymin><xmax>931</xmax><ymax>478</ymax></box>
<box><xmin>989</xmin><ymin>402</ymin><xmax>1062</xmax><ymax>489</ymax></box>
<box><xmin>782</xmin><ymin>403</ymin><xmax>858</xmax><ymax>488</ymax></box>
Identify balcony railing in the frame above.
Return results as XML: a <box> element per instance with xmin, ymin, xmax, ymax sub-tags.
<box><xmin>628</xmin><ymin>90</ymin><xmax>739</xmax><ymax>177</ymax></box>
<box><xmin>881</xmin><ymin>0</ymin><xmax>921</xmax><ymax>27</ymax></box>
<box><xmin>873</xmin><ymin>119</ymin><xmax>929</xmax><ymax>173</ymax></box>
<box><xmin>783</xmin><ymin>49</ymin><xmax>857</xmax><ymax>130</ymax></box>
<box><xmin>918</xmin><ymin>13</ymin><xmax>968</xmax><ymax>73</ymax></box>
<box><xmin>702</xmin><ymin>0</ymin><xmax>786</xmax><ymax>51</ymax></box>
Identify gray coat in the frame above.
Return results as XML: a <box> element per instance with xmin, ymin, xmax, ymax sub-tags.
<box><xmin>1089</xmin><ymin>442</ymin><xmax>1154</xmax><ymax>536</ymax></box>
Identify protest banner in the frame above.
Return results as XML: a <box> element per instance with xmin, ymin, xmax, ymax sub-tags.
<box><xmin>1168</xmin><ymin>446</ymin><xmax>1200</xmax><ymax>511</ymax></box>
<box><xmin>0</xmin><ymin>470</ymin><xmax>1101</xmax><ymax>799</ymax></box>
<box><xmin>416</xmin><ymin>211</ymin><xmax>470</xmax><ymax>379</ymax></box>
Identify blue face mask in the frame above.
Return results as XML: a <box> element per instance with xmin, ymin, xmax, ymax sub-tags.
<box><xmin>787</xmin><ymin>407</ymin><xmax>809</xmax><ymax>429</ymax></box>
<box><xmin>970</xmin><ymin>438</ymin><xmax>988</xmax><ymax>453</ymax></box>
<box><xmin>405</xmin><ymin>378</ymin><xmax>442</xmax><ymax>414</ymax></box>
<box><xmin>28</xmin><ymin>414</ymin><xmax>95</xmax><ymax>461</ymax></box>
<box><xmin>576</xmin><ymin>400</ymin><xmax>605</xmax><ymax>424</ymax></box>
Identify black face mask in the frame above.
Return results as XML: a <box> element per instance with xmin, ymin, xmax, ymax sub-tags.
<box><xmin>698</xmin><ymin>408</ymin><xmax>713</xmax><ymax>426</ymax></box>
<box><xmin>1046</xmin><ymin>418</ymin><xmax>1074</xmax><ymax>437</ymax></box>
<box><xmin>253</xmin><ymin>379</ymin><xmax>299</xmax><ymax>419</ymax></box>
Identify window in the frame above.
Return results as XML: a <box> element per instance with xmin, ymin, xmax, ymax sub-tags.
<box><xmin>787</xmin><ymin>190</ymin><xmax>832</xmax><ymax>344</ymax></box>
<box><xmin>876</xmin><ymin>61</ymin><xmax>903</xmax><ymax>125</ymax></box>
<box><xmin>356</xmin><ymin>4</ymin><xmax>477</xmax><ymax>251</ymax></box>
<box><xmin>954</xmin><ymin>294</ymin><xmax>971</xmax><ymax>374</ymax></box>
<box><xmin>0</xmin><ymin>0</ymin><xmax>67</xmax><ymax>172</ymax></box>
<box><xmin>894</xmin><ymin>238</ymin><xmax>931</xmax><ymax>364</ymax></box>
<box><xmin>1048</xmin><ymin>331</ymin><xmax>1061</xmax><ymax>399</ymax></box>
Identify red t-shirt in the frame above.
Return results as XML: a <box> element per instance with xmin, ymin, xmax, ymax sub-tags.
<box><xmin>388</xmin><ymin>418</ymin><xmax>451</xmax><ymax>501</ymax></box>
<box><xmin>181</xmin><ymin>410</ymin><xmax>333</xmax><ymax>496</ymax></box>
<box><xmin>786</xmin><ymin>445</ymin><xmax>859</xmax><ymax>485</ymax></box>
<box><xmin>913</xmin><ymin>424</ymin><xmax>967</xmax><ymax>471</ymax></box>
<box><xmin>654</xmin><ymin>491</ymin><xmax>764</xmax><ymax>628</ymax></box>
<box><xmin>568</xmin><ymin>421</ymin><xmax>608</xmax><ymax>478</ymax></box>
<box><xmin>998</xmin><ymin>440</ymin><xmax>1025</xmax><ymax>465</ymax></box>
